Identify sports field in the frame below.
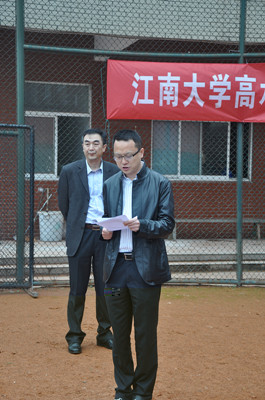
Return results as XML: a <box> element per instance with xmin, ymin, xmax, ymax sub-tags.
<box><xmin>0</xmin><ymin>285</ymin><xmax>264</xmax><ymax>400</ymax></box>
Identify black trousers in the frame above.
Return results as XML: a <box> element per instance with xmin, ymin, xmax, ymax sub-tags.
<box><xmin>105</xmin><ymin>256</ymin><xmax>161</xmax><ymax>400</ymax></box>
<box><xmin>65</xmin><ymin>228</ymin><xmax>112</xmax><ymax>345</ymax></box>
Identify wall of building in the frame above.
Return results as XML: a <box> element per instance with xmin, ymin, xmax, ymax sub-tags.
<box><xmin>1</xmin><ymin>27</ymin><xmax>265</xmax><ymax>240</ymax></box>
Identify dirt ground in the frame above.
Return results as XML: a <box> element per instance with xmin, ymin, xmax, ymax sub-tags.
<box><xmin>0</xmin><ymin>285</ymin><xmax>265</xmax><ymax>400</ymax></box>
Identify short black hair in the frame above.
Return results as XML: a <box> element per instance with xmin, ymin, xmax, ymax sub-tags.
<box><xmin>82</xmin><ymin>128</ymin><xmax>107</xmax><ymax>145</ymax></box>
<box><xmin>113</xmin><ymin>129</ymin><xmax>142</xmax><ymax>150</ymax></box>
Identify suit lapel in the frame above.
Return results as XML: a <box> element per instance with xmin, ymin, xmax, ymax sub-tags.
<box><xmin>78</xmin><ymin>160</ymin><xmax>89</xmax><ymax>194</ymax></box>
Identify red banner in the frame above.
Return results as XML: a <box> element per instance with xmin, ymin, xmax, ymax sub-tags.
<box><xmin>107</xmin><ymin>60</ymin><xmax>265</xmax><ymax>122</ymax></box>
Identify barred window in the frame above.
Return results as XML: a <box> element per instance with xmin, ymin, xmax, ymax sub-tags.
<box><xmin>25</xmin><ymin>82</ymin><xmax>91</xmax><ymax>179</ymax></box>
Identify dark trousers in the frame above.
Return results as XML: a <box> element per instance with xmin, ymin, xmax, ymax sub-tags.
<box><xmin>105</xmin><ymin>256</ymin><xmax>161</xmax><ymax>400</ymax></box>
<box><xmin>65</xmin><ymin>228</ymin><xmax>112</xmax><ymax>345</ymax></box>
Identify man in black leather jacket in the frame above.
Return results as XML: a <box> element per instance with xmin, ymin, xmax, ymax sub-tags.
<box><xmin>102</xmin><ymin>129</ymin><xmax>175</xmax><ymax>400</ymax></box>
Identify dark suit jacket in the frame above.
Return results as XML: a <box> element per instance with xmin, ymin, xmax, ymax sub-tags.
<box><xmin>58</xmin><ymin>159</ymin><xmax>119</xmax><ymax>256</ymax></box>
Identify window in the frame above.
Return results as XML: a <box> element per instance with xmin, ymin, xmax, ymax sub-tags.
<box><xmin>152</xmin><ymin>121</ymin><xmax>252</xmax><ymax>180</ymax></box>
<box><xmin>25</xmin><ymin>82</ymin><xmax>91</xmax><ymax>179</ymax></box>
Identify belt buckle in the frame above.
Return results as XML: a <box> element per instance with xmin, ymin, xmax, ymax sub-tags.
<box><xmin>92</xmin><ymin>225</ymin><xmax>100</xmax><ymax>231</ymax></box>
<box><xmin>124</xmin><ymin>253</ymin><xmax>133</xmax><ymax>261</ymax></box>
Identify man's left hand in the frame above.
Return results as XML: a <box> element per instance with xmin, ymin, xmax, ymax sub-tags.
<box><xmin>123</xmin><ymin>216</ymin><xmax>140</xmax><ymax>232</ymax></box>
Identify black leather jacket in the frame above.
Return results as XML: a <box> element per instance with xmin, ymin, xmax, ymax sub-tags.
<box><xmin>102</xmin><ymin>163</ymin><xmax>175</xmax><ymax>285</ymax></box>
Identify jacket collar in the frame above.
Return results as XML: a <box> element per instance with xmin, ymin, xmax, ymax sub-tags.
<box><xmin>119</xmin><ymin>161</ymin><xmax>148</xmax><ymax>182</ymax></box>
<box><xmin>136</xmin><ymin>161</ymin><xmax>148</xmax><ymax>180</ymax></box>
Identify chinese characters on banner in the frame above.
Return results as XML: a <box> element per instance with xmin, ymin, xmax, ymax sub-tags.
<box><xmin>106</xmin><ymin>60</ymin><xmax>265</xmax><ymax>122</ymax></box>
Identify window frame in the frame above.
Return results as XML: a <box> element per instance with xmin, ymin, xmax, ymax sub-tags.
<box><xmin>151</xmin><ymin>120</ymin><xmax>253</xmax><ymax>182</ymax></box>
<box><xmin>25</xmin><ymin>81</ymin><xmax>92</xmax><ymax>180</ymax></box>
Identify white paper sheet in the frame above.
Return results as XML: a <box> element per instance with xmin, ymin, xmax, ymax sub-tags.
<box><xmin>96</xmin><ymin>215</ymin><xmax>129</xmax><ymax>231</ymax></box>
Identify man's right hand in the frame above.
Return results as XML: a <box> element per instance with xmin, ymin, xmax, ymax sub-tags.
<box><xmin>102</xmin><ymin>227</ymin><xmax>113</xmax><ymax>240</ymax></box>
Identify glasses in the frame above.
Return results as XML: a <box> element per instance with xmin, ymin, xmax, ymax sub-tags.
<box><xmin>114</xmin><ymin>148</ymin><xmax>141</xmax><ymax>162</ymax></box>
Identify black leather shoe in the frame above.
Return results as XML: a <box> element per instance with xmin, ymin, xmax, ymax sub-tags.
<box><xmin>96</xmin><ymin>337</ymin><xmax>113</xmax><ymax>350</ymax></box>
<box><xmin>114</xmin><ymin>393</ymin><xmax>133</xmax><ymax>400</ymax></box>
<box><xmin>68</xmin><ymin>342</ymin><xmax>81</xmax><ymax>354</ymax></box>
<box><xmin>114</xmin><ymin>397</ymin><xmax>130</xmax><ymax>400</ymax></box>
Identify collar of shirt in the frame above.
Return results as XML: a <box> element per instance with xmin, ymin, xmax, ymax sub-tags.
<box><xmin>122</xmin><ymin>174</ymin><xmax>138</xmax><ymax>183</ymax></box>
<box><xmin>121</xmin><ymin>160</ymin><xmax>144</xmax><ymax>181</ymax></box>
<box><xmin>86</xmin><ymin>160</ymin><xmax>103</xmax><ymax>174</ymax></box>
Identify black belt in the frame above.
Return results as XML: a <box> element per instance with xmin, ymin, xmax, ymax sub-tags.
<box><xmin>85</xmin><ymin>223</ymin><xmax>100</xmax><ymax>231</ymax></box>
<box><xmin>118</xmin><ymin>252</ymin><xmax>134</xmax><ymax>261</ymax></box>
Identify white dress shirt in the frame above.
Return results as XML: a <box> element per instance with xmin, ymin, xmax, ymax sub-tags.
<box><xmin>119</xmin><ymin>175</ymin><xmax>135</xmax><ymax>252</ymax></box>
<box><xmin>85</xmin><ymin>161</ymin><xmax>104</xmax><ymax>223</ymax></box>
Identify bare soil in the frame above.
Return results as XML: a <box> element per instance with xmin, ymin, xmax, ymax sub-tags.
<box><xmin>0</xmin><ymin>285</ymin><xmax>265</xmax><ymax>400</ymax></box>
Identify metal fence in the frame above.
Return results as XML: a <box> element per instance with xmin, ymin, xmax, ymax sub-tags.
<box><xmin>0</xmin><ymin>0</ymin><xmax>265</xmax><ymax>287</ymax></box>
<box><xmin>0</xmin><ymin>124</ymin><xmax>34</xmax><ymax>288</ymax></box>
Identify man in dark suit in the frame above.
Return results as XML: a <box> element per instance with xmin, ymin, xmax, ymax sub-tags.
<box><xmin>58</xmin><ymin>128</ymin><xmax>119</xmax><ymax>354</ymax></box>
<box><xmin>102</xmin><ymin>129</ymin><xmax>175</xmax><ymax>400</ymax></box>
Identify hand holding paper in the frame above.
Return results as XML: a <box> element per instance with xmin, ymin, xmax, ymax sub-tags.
<box><xmin>97</xmin><ymin>215</ymin><xmax>129</xmax><ymax>231</ymax></box>
<box><xmin>123</xmin><ymin>216</ymin><xmax>140</xmax><ymax>232</ymax></box>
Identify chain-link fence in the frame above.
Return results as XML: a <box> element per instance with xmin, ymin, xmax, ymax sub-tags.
<box><xmin>0</xmin><ymin>124</ymin><xmax>34</xmax><ymax>288</ymax></box>
<box><xmin>0</xmin><ymin>0</ymin><xmax>265</xmax><ymax>287</ymax></box>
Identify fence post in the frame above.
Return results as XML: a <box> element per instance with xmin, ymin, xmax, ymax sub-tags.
<box><xmin>236</xmin><ymin>123</ymin><xmax>243</xmax><ymax>286</ymax></box>
<box><xmin>16</xmin><ymin>0</ymin><xmax>25</xmax><ymax>283</ymax></box>
<box><xmin>29</xmin><ymin>126</ymin><xmax>35</xmax><ymax>286</ymax></box>
<box><xmin>236</xmin><ymin>0</ymin><xmax>247</xmax><ymax>286</ymax></box>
